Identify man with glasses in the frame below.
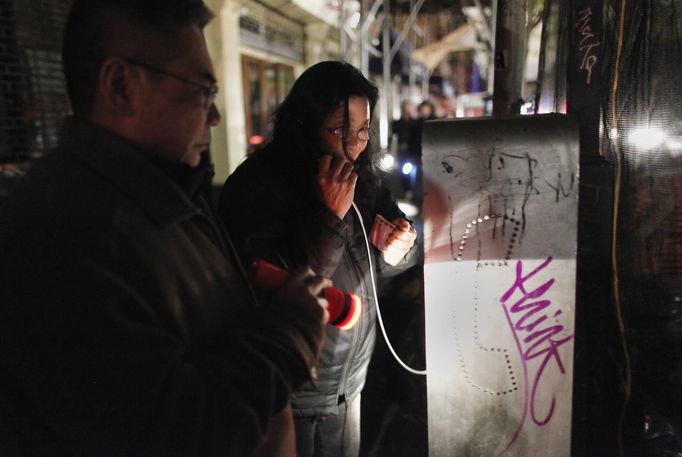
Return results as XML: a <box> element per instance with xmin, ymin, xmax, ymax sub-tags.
<box><xmin>0</xmin><ymin>0</ymin><xmax>329</xmax><ymax>455</ymax></box>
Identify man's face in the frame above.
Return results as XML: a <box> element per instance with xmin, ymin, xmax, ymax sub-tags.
<box><xmin>133</xmin><ymin>26</ymin><xmax>221</xmax><ymax>167</ymax></box>
<box><xmin>319</xmin><ymin>96</ymin><xmax>371</xmax><ymax>162</ymax></box>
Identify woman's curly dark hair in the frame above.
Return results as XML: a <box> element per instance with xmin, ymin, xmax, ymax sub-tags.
<box><xmin>265</xmin><ymin>60</ymin><xmax>381</xmax><ymax>204</ymax></box>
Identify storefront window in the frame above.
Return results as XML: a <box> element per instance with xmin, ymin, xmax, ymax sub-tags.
<box><xmin>241</xmin><ymin>55</ymin><xmax>294</xmax><ymax>154</ymax></box>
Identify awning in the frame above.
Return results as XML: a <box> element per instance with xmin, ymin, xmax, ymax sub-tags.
<box><xmin>410</xmin><ymin>23</ymin><xmax>478</xmax><ymax>71</ymax></box>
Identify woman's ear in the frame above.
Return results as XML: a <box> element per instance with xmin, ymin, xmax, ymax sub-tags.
<box><xmin>96</xmin><ymin>57</ymin><xmax>137</xmax><ymax>116</ymax></box>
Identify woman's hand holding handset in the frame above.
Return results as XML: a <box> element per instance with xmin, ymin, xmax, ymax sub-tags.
<box><xmin>316</xmin><ymin>154</ymin><xmax>357</xmax><ymax>219</ymax></box>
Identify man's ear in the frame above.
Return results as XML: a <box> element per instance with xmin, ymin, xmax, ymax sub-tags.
<box><xmin>96</xmin><ymin>57</ymin><xmax>138</xmax><ymax>116</ymax></box>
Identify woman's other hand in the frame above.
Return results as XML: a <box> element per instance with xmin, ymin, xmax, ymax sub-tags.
<box><xmin>383</xmin><ymin>218</ymin><xmax>417</xmax><ymax>266</ymax></box>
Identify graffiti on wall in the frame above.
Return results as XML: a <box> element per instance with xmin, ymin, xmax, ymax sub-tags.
<box><xmin>422</xmin><ymin>115</ymin><xmax>579</xmax><ymax>457</ymax></box>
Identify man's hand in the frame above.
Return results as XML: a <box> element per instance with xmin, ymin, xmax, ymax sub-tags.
<box><xmin>316</xmin><ymin>154</ymin><xmax>357</xmax><ymax>219</ymax></box>
<box><xmin>383</xmin><ymin>218</ymin><xmax>417</xmax><ymax>266</ymax></box>
<box><xmin>271</xmin><ymin>266</ymin><xmax>331</xmax><ymax>355</ymax></box>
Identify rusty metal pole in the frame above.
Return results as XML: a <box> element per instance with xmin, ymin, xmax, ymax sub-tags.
<box><xmin>492</xmin><ymin>0</ymin><xmax>527</xmax><ymax>115</ymax></box>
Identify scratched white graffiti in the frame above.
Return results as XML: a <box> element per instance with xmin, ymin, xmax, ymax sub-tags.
<box><xmin>576</xmin><ymin>7</ymin><xmax>600</xmax><ymax>85</ymax></box>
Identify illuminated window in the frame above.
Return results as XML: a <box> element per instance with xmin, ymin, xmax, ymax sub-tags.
<box><xmin>241</xmin><ymin>55</ymin><xmax>294</xmax><ymax>154</ymax></box>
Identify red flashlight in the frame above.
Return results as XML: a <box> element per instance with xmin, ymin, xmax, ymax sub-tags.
<box><xmin>247</xmin><ymin>259</ymin><xmax>362</xmax><ymax>330</ymax></box>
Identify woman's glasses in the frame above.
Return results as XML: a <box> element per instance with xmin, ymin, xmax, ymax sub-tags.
<box><xmin>327</xmin><ymin>127</ymin><xmax>371</xmax><ymax>141</ymax></box>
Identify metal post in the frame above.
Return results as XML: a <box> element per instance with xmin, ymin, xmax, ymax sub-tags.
<box><xmin>386</xmin><ymin>0</ymin><xmax>424</xmax><ymax>117</ymax></box>
<box><xmin>381</xmin><ymin>0</ymin><xmax>391</xmax><ymax>150</ymax></box>
<box><xmin>492</xmin><ymin>0</ymin><xmax>526</xmax><ymax>115</ymax></box>
<box><xmin>408</xmin><ymin>0</ymin><xmax>416</xmax><ymax>95</ymax></box>
<box><xmin>360</xmin><ymin>0</ymin><xmax>369</xmax><ymax>74</ymax></box>
<box><xmin>339</xmin><ymin>0</ymin><xmax>348</xmax><ymax>62</ymax></box>
<box><xmin>388</xmin><ymin>0</ymin><xmax>424</xmax><ymax>61</ymax></box>
<box><xmin>358</xmin><ymin>0</ymin><xmax>382</xmax><ymax>76</ymax></box>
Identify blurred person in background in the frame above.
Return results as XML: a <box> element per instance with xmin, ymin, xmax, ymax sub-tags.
<box><xmin>416</xmin><ymin>99</ymin><xmax>437</xmax><ymax>121</ymax></box>
<box><xmin>392</xmin><ymin>100</ymin><xmax>417</xmax><ymax>159</ymax></box>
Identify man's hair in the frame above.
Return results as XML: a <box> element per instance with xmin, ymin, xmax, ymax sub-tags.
<box><xmin>62</xmin><ymin>0</ymin><xmax>213</xmax><ymax>117</ymax></box>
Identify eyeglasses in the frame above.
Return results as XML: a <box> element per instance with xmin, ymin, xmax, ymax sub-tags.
<box><xmin>327</xmin><ymin>126</ymin><xmax>372</xmax><ymax>142</ymax></box>
<box><xmin>123</xmin><ymin>57</ymin><xmax>219</xmax><ymax>109</ymax></box>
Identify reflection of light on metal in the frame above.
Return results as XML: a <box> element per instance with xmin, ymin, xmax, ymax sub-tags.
<box><xmin>629</xmin><ymin>127</ymin><xmax>666</xmax><ymax>149</ymax></box>
<box><xmin>379</xmin><ymin>116</ymin><xmax>388</xmax><ymax>150</ymax></box>
<box><xmin>349</xmin><ymin>11</ymin><xmax>361</xmax><ymax>28</ymax></box>
<box><xmin>667</xmin><ymin>137</ymin><xmax>682</xmax><ymax>154</ymax></box>
<box><xmin>379</xmin><ymin>153</ymin><xmax>395</xmax><ymax>171</ymax></box>
<box><xmin>397</xmin><ymin>200</ymin><xmax>419</xmax><ymax>218</ymax></box>
<box><xmin>402</xmin><ymin>161</ymin><xmax>414</xmax><ymax>175</ymax></box>
<box><xmin>521</xmin><ymin>102</ymin><xmax>533</xmax><ymax>115</ymax></box>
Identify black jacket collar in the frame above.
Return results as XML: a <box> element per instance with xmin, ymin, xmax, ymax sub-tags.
<box><xmin>58</xmin><ymin>117</ymin><xmax>206</xmax><ymax>228</ymax></box>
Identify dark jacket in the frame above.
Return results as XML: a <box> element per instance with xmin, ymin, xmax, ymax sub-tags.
<box><xmin>219</xmin><ymin>145</ymin><xmax>417</xmax><ymax>415</ymax></box>
<box><xmin>0</xmin><ymin>119</ymin><xmax>320</xmax><ymax>456</ymax></box>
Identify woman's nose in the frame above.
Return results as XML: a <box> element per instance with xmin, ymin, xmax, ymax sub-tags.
<box><xmin>345</xmin><ymin>137</ymin><xmax>358</xmax><ymax>147</ymax></box>
<box><xmin>344</xmin><ymin>132</ymin><xmax>360</xmax><ymax>147</ymax></box>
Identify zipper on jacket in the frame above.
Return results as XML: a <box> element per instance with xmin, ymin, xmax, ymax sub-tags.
<box><xmin>336</xmin><ymin>219</ymin><xmax>368</xmax><ymax>401</ymax></box>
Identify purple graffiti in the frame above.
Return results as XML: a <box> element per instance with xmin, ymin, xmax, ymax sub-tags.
<box><xmin>497</xmin><ymin>257</ymin><xmax>573</xmax><ymax>455</ymax></box>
